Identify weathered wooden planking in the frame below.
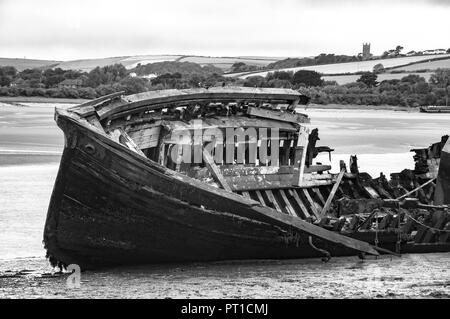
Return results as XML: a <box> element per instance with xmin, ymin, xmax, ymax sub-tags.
<box><xmin>225</xmin><ymin>173</ymin><xmax>334</xmax><ymax>191</ymax></box>
<box><xmin>220</xmin><ymin>164</ymin><xmax>331</xmax><ymax>177</ymax></box>
<box><xmin>302</xmin><ymin>189</ymin><xmax>321</xmax><ymax>219</ymax></box>
<box><xmin>85</xmin><ymin>115</ymin><xmax>105</xmax><ymax>133</ymax></box>
<box><xmin>127</xmin><ymin>126</ymin><xmax>161</xmax><ymax>149</ymax></box>
<box><xmin>51</xmin><ymin>108</ymin><xmax>380</xmax><ymax>263</ymax></box>
<box><xmin>363</xmin><ymin>186</ymin><xmax>380</xmax><ymax>199</ymax></box>
<box><xmin>111</xmin><ymin>128</ymin><xmax>146</xmax><ymax>157</ymax></box>
<box><xmin>247</xmin><ymin>106</ymin><xmax>309</xmax><ymax>124</ymax></box>
<box><xmin>202</xmin><ymin>149</ymin><xmax>232</xmax><ymax>192</ymax></box>
<box><xmin>96</xmin><ymin>87</ymin><xmax>302</xmax><ymax>120</ymax></box>
<box><xmin>279</xmin><ymin>189</ymin><xmax>298</xmax><ymax>217</ymax></box>
<box><xmin>312</xmin><ymin>188</ymin><xmax>327</xmax><ymax>206</ymax></box>
<box><xmin>265</xmin><ymin>190</ymin><xmax>283</xmax><ymax>213</ymax></box>
<box><xmin>70</xmin><ymin>91</ymin><xmax>125</xmax><ymax>117</ymax></box>
<box><xmin>292</xmin><ymin>126</ymin><xmax>309</xmax><ymax>186</ymax></box>
<box><xmin>289</xmin><ymin>189</ymin><xmax>311</xmax><ymax>219</ymax></box>
<box><xmin>163</xmin><ymin>116</ymin><xmax>298</xmax><ymax>132</ymax></box>
<box><xmin>255</xmin><ymin>190</ymin><xmax>267</xmax><ymax>206</ymax></box>
<box><xmin>320</xmin><ymin>168</ymin><xmax>346</xmax><ymax>217</ymax></box>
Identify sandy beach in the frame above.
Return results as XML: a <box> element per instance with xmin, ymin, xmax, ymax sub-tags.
<box><xmin>0</xmin><ymin>100</ymin><xmax>449</xmax><ymax>298</ymax></box>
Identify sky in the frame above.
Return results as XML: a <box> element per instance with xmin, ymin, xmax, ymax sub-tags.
<box><xmin>0</xmin><ymin>0</ymin><xmax>449</xmax><ymax>61</ymax></box>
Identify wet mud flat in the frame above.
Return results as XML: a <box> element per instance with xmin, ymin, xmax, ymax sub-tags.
<box><xmin>0</xmin><ymin>254</ymin><xmax>448</xmax><ymax>299</ymax></box>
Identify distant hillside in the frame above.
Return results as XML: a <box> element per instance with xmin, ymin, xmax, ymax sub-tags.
<box><xmin>178</xmin><ymin>56</ymin><xmax>282</xmax><ymax>71</ymax></box>
<box><xmin>132</xmin><ymin>61</ymin><xmax>223</xmax><ymax>76</ymax></box>
<box><xmin>0</xmin><ymin>55</ymin><xmax>286</xmax><ymax>73</ymax></box>
<box><xmin>0</xmin><ymin>58</ymin><xmax>60</xmax><ymax>71</ymax></box>
<box><xmin>229</xmin><ymin>54</ymin><xmax>450</xmax><ymax>79</ymax></box>
<box><xmin>389</xmin><ymin>57</ymin><xmax>450</xmax><ymax>72</ymax></box>
<box><xmin>266</xmin><ymin>54</ymin><xmax>360</xmax><ymax>70</ymax></box>
<box><xmin>323</xmin><ymin>72</ymin><xmax>434</xmax><ymax>85</ymax></box>
<box><xmin>55</xmin><ymin>56</ymin><xmax>129</xmax><ymax>72</ymax></box>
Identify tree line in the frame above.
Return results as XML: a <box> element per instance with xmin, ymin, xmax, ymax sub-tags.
<box><xmin>240</xmin><ymin>68</ymin><xmax>450</xmax><ymax>107</ymax></box>
<box><xmin>0</xmin><ymin>62</ymin><xmax>449</xmax><ymax>107</ymax></box>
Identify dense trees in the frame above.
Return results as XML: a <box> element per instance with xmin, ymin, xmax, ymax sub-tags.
<box><xmin>292</xmin><ymin>70</ymin><xmax>323</xmax><ymax>86</ymax></box>
<box><xmin>0</xmin><ymin>66</ymin><xmax>17</xmax><ymax>87</ymax></box>
<box><xmin>0</xmin><ymin>61</ymin><xmax>449</xmax><ymax>109</ymax></box>
<box><xmin>267</xmin><ymin>54</ymin><xmax>360</xmax><ymax>70</ymax></box>
<box><xmin>357</xmin><ymin>72</ymin><xmax>378</xmax><ymax>87</ymax></box>
<box><xmin>429</xmin><ymin>68</ymin><xmax>450</xmax><ymax>105</ymax></box>
<box><xmin>133</xmin><ymin>61</ymin><xmax>222</xmax><ymax>77</ymax></box>
<box><xmin>230</xmin><ymin>62</ymin><xmax>258</xmax><ymax>73</ymax></box>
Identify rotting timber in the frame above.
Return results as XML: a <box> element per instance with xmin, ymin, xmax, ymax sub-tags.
<box><xmin>43</xmin><ymin>87</ymin><xmax>450</xmax><ymax>269</ymax></box>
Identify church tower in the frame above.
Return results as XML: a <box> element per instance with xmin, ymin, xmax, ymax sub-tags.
<box><xmin>362</xmin><ymin>43</ymin><xmax>371</xmax><ymax>60</ymax></box>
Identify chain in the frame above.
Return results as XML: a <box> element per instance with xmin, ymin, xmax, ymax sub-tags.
<box><xmin>405</xmin><ymin>211</ymin><xmax>450</xmax><ymax>233</ymax></box>
<box><xmin>374</xmin><ymin>212</ymin><xmax>379</xmax><ymax>247</ymax></box>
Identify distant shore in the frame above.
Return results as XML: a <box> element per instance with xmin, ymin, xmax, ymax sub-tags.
<box><xmin>0</xmin><ymin>96</ymin><xmax>421</xmax><ymax>112</ymax></box>
<box><xmin>0</xmin><ymin>96</ymin><xmax>89</xmax><ymax>104</ymax></box>
<box><xmin>304</xmin><ymin>103</ymin><xmax>419</xmax><ymax>112</ymax></box>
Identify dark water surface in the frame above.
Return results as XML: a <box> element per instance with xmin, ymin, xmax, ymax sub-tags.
<box><xmin>0</xmin><ymin>102</ymin><xmax>449</xmax><ymax>298</ymax></box>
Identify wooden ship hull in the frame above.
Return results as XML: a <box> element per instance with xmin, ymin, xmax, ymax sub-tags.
<box><xmin>420</xmin><ymin>106</ymin><xmax>450</xmax><ymax>113</ymax></box>
<box><xmin>44</xmin><ymin>88</ymin><xmax>450</xmax><ymax>269</ymax></box>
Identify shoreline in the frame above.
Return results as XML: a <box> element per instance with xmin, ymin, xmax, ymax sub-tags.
<box><xmin>0</xmin><ymin>96</ymin><xmax>89</xmax><ymax>104</ymax></box>
<box><xmin>0</xmin><ymin>96</ymin><xmax>420</xmax><ymax>111</ymax></box>
<box><xmin>304</xmin><ymin>103</ymin><xmax>419</xmax><ymax>112</ymax></box>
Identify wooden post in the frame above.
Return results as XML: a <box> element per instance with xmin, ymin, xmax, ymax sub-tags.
<box><xmin>320</xmin><ymin>168</ymin><xmax>346</xmax><ymax>218</ymax></box>
<box><xmin>292</xmin><ymin>126</ymin><xmax>309</xmax><ymax>186</ymax></box>
<box><xmin>202</xmin><ymin>148</ymin><xmax>232</xmax><ymax>192</ymax></box>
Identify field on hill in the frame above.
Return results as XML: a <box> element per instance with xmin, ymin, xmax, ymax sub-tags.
<box><xmin>178</xmin><ymin>56</ymin><xmax>282</xmax><ymax>71</ymax></box>
<box><xmin>120</xmin><ymin>55</ymin><xmax>182</xmax><ymax>69</ymax></box>
<box><xmin>390</xmin><ymin>57</ymin><xmax>450</xmax><ymax>72</ymax></box>
<box><xmin>54</xmin><ymin>56</ymin><xmax>129</xmax><ymax>71</ymax></box>
<box><xmin>0</xmin><ymin>58</ymin><xmax>60</xmax><ymax>71</ymax></box>
<box><xmin>0</xmin><ymin>55</ymin><xmax>286</xmax><ymax>72</ymax></box>
<box><xmin>323</xmin><ymin>72</ymin><xmax>433</xmax><ymax>85</ymax></box>
<box><xmin>231</xmin><ymin>54</ymin><xmax>450</xmax><ymax>79</ymax></box>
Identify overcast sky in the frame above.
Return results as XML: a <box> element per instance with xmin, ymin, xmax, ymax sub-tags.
<box><xmin>0</xmin><ymin>0</ymin><xmax>449</xmax><ymax>61</ymax></box>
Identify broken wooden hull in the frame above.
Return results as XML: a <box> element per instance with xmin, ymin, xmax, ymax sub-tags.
<box><xmin>420</xmin><ymin>106</ymin><xmax>450</xmax><ymax>113</ymax></box>
<box><xmin>44</xmin><ymin>110</ymin><xmax>378</xmax><ymax>269</ymax></box>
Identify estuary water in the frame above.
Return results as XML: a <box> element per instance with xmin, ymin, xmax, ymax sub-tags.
<box><xmin>0</xmin><ymin>102</ymin><xmax>449</xmax><ymax>298</ymax></box>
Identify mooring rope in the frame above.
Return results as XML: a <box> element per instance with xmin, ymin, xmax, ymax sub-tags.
<box><xmin>404</xmin><ymin>211</ymin><xmax>450</xmax><ymax>233</ymax></box>
<box><xmin>395</xmin><ymin>177</ymin><xmax>436</xmax><ymax>200</ymax></box>
<box><xmin>308</xmin><ymin>236</ymin><xmax>331</xmax><ymax>262</ymax></box>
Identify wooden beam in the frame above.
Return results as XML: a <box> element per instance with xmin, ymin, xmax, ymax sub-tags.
<box><xmin>320</xmin><ymin>168</ymin><xmax>346</xmax><ymax>217</ymax></box>
<box><xmin>247</xmin><ymin>106</ymin><xmax>309</xmax><ymax>124</ymax></box>
<box><xmin>279</xmin><ymin>189</ymin><xmax>298</xmax><ymax>217</ymax></box>
<box><xmin>112</xmin><ymin>128</ymin><xmax>146</xmax><ymax>157</ymax></box>
<box><xmin>289</xmin><ymin>189</ymin><xmax>311</xmax><ymax>219</ymax></box>
<box><xmin>225</xmin><ymin>172</ymin><xmax>334</xmax><ymax>191</ymax></box>
<box><xmin>127</xmin><ymin>126</ymin><xmax>161</xmax><ymax>149</ymax></box>
<box><xmin>302</xmin><ymin>188</ymin><xmax>321</xmax><ymax>219</ymax></box>
<box><xmin>313</xmin><ymin>188</ymin><xmax>327</xmax><ymax>206</ymax></box>
<box><xmin>96</xmin><ymin>88</ymin><xmax>302</xmax><ymax>120</ymax></box>
<box><xmin>255</xmin><ymin>190</ymin><xmax>267</xmax><ymax>206</ymax></box>
<box><xmin>396</xmin><ymin>177</ymin><xmax>436</xmax><ymax>200</ymax></box>
<box><xmin>202</xmin><ymin>148</ymin><xmax>232</xmax><ymax>192</ymax></box>
<box><xmin>292</xmin><ymin>126</ymin><xmax>309</xmax><ymax>186</ymax></box>
<box><xmin>241</xmin><ymin>191</ymin><xmax>252</xmax><ymax>199</ymax></box>
<box><xmin>265</xmin><ymin>190</ymin><xmax>283</xmax><ymax>213</ymax></box>
<box><xmin>220</xmin><ymin>164</ymin><xmax>331</xmax><ymax>177</ymax></box>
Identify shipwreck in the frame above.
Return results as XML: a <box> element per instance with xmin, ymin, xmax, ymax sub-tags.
<box><xmin>44</xmin><ymin>87</ymin><xmax>450</xmax><ymax>269</ymax></box>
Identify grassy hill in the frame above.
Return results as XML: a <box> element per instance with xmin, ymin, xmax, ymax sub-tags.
<box><xmin>230</xmin><ymin>54</ymin><xmax>450</xmax><ymax>79</ymax></box>
<box><xmin>0</xmin><ymin>58</ymin><xmax>60</xmax><ymax>71</ymax></box>
<box><xmin>389</xmin><ymin>57</ymin><xmax>450</xmax><ymax>72</ymax></box>
<box><xmin>0</xmin><ymin>55</ymin><xmax>286</xmax><ymax>73</ymax></box>
<box><xmin>323</xmin><ymin>72</ymin><xmax>434</xmax><ymax>85</ymax></box>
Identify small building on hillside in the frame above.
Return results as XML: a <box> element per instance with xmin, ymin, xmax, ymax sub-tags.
<box><xmin>58</xmin><ymin>78</ymin><xmax>83</xmax><ymax>89</ymax></box>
